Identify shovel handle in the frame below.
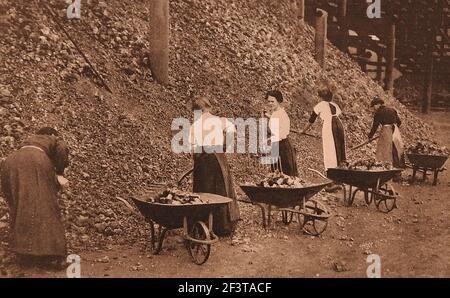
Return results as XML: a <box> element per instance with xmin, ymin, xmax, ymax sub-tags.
<box><xmin>178</xmin><ymin>168</ymin><xmax>194</xmax><ymax>186</ymax></box>
<box><xmin>350</xmin><ymin>136</ymin><xmax>379</xmax><ymax>151</ymax></box>
<box><xmin>291</xmin><ymin>129</ymin><xmax>320</xmax><ymax>139</ymax></box>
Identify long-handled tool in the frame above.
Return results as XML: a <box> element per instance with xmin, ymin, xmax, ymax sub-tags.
<box><xmin>350</xmin><ymin>136</ymin><xmax>379</xmax><ymax>151</ymax></box>
<box><xmin>43</xmin><ymin>4</ymin><xmax>113</xmax><ymax>93</ymax></box>
<box><xmin>308</xmin><ymin>168</ymin><xmax>328</xmax><ymax>180</ymax></box>
<box><xmin>291</xmin><ymin>129</ymin><xmax>321</xmax><ymax>139</ymax></box>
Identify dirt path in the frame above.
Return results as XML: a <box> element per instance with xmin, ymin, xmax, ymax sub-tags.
<box><xmin>1</xmin><ymin>111</ymin><xmax>449</xmax><ymax>278</ymax></box>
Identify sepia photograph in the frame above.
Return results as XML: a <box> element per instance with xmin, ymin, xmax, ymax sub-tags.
<box><xmin>0</xmin><ymin>0</ymin><xmax>449</xmax><ymax>286</ymax></box>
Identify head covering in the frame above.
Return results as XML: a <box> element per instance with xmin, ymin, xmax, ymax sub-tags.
<box><xmin>266</xmin><ymin>90</ymin><xmax>283</xmax><ymax>103</ymax></box>
<box><xmin>192</xmin><ymin>96</ymin><xmax>212</xmax><ymax>111</ymax></box>
<box><xmin>318</xmin><ymin>89</ymin><xmax>333</xmax><ymax>102</ymax></box>
<box><xmin>37</xmin><ymin>126</ymin><xmax>59</xmax><ymax>136</ymax></box>
<box><xmin>370</xmin><ymin>96</ymin><xmax>385</xmax><ymax>107</ymax></box>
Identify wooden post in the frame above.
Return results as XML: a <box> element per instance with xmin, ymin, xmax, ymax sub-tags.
<box><xmin>422</xmin><ymin>30</ymin><xmax>434</xmax><ymax>114</ymax></box>
<box><xmin>376</xmin><ymin>51</ymin><xmax>383</xmax><ymax>82</ymax></box>
<box><xmin>149</xmin><ymin>0</ymin><xmax>169</xmax><ymax>85</ymax></box>
<box><xmin>298</xmin><ymin>0</ymin><xmax>305</xmax><ymax>23</ymax></box>
<box><xmin>384</xmin><ymin>20</ymin><xmax>396</xmax><ymax>93</ymax></box>
<box><xmin>315</xmin><ymin>9</ymin><xmax>328</xmax><ymax>69</ymax></box>
<box><xmin>338</xmin><ymin>0</ymin><xmax>348</xmax><ymax>51</ymax></box>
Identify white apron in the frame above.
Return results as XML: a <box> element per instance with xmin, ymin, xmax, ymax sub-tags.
<box><xmin>314</xmin><ymin>101</ymin><xmax>343</xmax><ymax>170</ymax></box>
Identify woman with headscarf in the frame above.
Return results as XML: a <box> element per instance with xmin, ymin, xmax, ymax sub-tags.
<box><xmin>0</xmin><ymin>127</ymin><xmax>69</xmax><ymax>268</ymax></box>
<box><xmin>368</xmin><ymin>97</ymin><xmax>405</xmax><ymax>169</ymax></box>
<box><xmin>301</xmin><ymin>89</ymin><xmax>347</xmax><ymax>171</ymax></box>
<box><xmin>189</xmin><ymin>97</ymin><xmax>240</xmax><ymax>236</ymax></box>
<box><xmin>264</xmin><ymin>90</ymin><xmax>299</xmax><ymax>176</ymax></box>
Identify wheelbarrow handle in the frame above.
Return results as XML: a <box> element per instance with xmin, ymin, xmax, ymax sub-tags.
<box><xmin>115</xmin><ymin>196</ymin><xmax>141</xmax><ymax>217</ymax></box>
<box><xmin>177</xmin><ymin>167</ymin><xmax>194</xmax><ymax>186</ymax></box>
<box><xmin>308</xmin><ymin>168</ymin><xmax>328</xmax><ymax>180</ymax></box>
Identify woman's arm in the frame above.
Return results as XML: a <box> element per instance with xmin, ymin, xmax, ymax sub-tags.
<box><xmin>395</xmin><ymin>110</ymin><xmax>402</xmax><ymax>127</ymax></box>
<box><xmin>54</xmin><ymin>139</ymin><xmax>69</xmax><ymax>175</ymax></box>
<box><xmin>368</xmin><ymin>114</ymin><xmax>381</xmax><ymax>139</ymax></box>
<box><xmin>300</xmin><ymin>111</ymin><xmax>318</xmax><ymax>134</ymax></box>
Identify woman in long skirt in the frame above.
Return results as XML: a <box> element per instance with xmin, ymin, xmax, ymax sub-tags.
<box><xmin>264</xmin><ymin>90</ymin><xmax>299</xmax><ymax>177</ymax></box>
<box><xmin>1</xmin><ymin>127</ymin><xmax>69</xmax><ymax>267</ymax></box>
<box><xmin>368</xmin><ymin>97</ymin><xmax>405</xmax><ymax>169</ymax></box>
<box><xmin>189</xmin><ymin>97</ymin><xmax>240</xmax><ymax>236</ymax></box>
<box><xmin>301</xmin><ymin>89</ymin><xmax>347</xmax><ymax>171</ymax></box>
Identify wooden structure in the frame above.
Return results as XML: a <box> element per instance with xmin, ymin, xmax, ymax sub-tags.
<box><xmin>305</xmin><ymin>0</ymin><xmax>450</xmax><ymax>112</ymax></box>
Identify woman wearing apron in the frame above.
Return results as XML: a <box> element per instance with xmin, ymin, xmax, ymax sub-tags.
<box><xmin>301</xmin><ymin>89</ymin><xmax>347</xmax><ymax>172</ymax></box>
<box><xmin>368</xmin><ymin>97</ymin><xmax>405</xmax><ymax>170</ymax></box>
<box><xmin>189</xmin><ymin>97</ymin><xmax>240</xmax><ymax>236</ymax></box>
<box><xmin>264</xmin><ymin>90</ymin><xmax>299</xmax><ymax>177</ymax></box>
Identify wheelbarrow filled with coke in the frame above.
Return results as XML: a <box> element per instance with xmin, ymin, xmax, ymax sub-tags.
<box><xmin>128</xmin><ymin>168</ymin><xmax>231</xmax><ymax>265</ymax></box>
<box><xmin>327</xmin><ymin>167</ymin><xmax>402</xmax><ymax>213</ymax></box>
<box><xmin>131</xmin><ymin>191</ymin><xmax>231</xmax><ymax>265</ymax></box>
<box><xmin>240</xmin><ymin>174</ymin><xmax>332</xmax><ymax>236</ymax></box>
<box><xmin>406</xmin><ymin>154</ymin><xmax>448</xmax><ymax>186</ymax></box>
<box><xmin>406</xmin><ymin>141</ymin><xmax>449</xmax><ymax>186</ymax></box>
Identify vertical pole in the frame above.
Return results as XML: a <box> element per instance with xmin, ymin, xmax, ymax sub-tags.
<box><xmin>298</xmin><ymin>0</ymin><xmax>305</xmax><ymax>23</ymax></box>
<box><xmin>361</xmin><ymin>51</ymin><xmax>370</xmax><ymax>73</ymax></box>
<box><xmin>376</xmin><ymin>51</ymin><xmax>383</xmax><ymax>82</ymax></box>
<box><xmin>315</xmin><ymin>9</ymin><xmax>328</xmax><ymax>69</ymax></box>
<box><xmin>338</xmin><ymin>0</ymin><xmax>348</xmax><ymax>51</ymax></box>
<box><xmin>384</xmin><ymin>20</ymin><xmax>396</xmax><ymax>93</ymax></box>
<box><xmin>149</xmin><ymin>0</ymin><xmax>169</xmax><ymax>85</ymax></box>
<box><xmin>422</xmin><ymin>30</ymin><xmax>434</xmax><ymax>114</ymax></box>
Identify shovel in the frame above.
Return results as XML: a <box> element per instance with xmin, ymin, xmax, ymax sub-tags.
<box><xmin>290</xmin><ymin>129</ymin><xmax>321</xmax><ymax>139</ymax></box>
<box><xmin>350</xmin><ymin>136</ymin><xmax>379</xmax><ymax>152</ymax></box>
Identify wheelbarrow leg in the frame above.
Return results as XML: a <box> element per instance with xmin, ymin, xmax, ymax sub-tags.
<box><xmin>371</xmin><ymin>178</ymin><xmax>381</xmax><ymax>205</ymax></box>
<box><xmin>364</xmin><ymin>190</ymin><xmax>373</xmax><ymax>205</ymax></box>
<box><xmin>149</xmin><ymin>221</ymin><xmax>167</xmax><ymax>255</ymax></box>
<box><xmin>253</xmin><ymin>203</ymin><xmax>267</xmax><ymax>228</ymax></box>
<box><xmin>351</xmin><ymin>188</ymin><xmax>361</xmax><ymax>205</ymax></box>
<box><xmin>411</xmin><ymin>167</ymin><xmax>417</xmax><ymax>183</ymax></box>
<box><xmin>433</xmin><ymin>169</ymin><xmax>439</xmax><ymax>186</ymax></box>
<box><xmin>208</xmin><ymin>212</ymin><xmax>214</xmax><ymax>231</ymax></box>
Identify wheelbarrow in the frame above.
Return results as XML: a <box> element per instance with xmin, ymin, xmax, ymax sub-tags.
<box><xmin>240</xmin><ymin>181</ymin><xmax>332</xmax><ymax>236</ymax></box>
<box><xmin>406</xmin><ymin>153</ymin><xmax>448</xmax><ymax>186</ymax></box>
<box><xmin>131</xmin><ymin>193</ymin><xmax>231</xmax><ymax>265</ymax></box>
<box><xmin>126</xmin><ymin>167</ymin><xmax>232</xmax><ymax>265</ymax></box>
<box><xmin>326</xmin><ymin>168</ymin><xmax>403</xmax><ymax>213</ymax></box>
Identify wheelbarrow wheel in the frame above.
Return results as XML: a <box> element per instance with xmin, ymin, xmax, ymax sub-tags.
<box><xmin>297</xmin><ymin>200</ymin><xmax>329</xmax><ymax>236</ymax></box>
<box><xmin>187</xmin><ymin>221</ymin><xmax>211</xmax><ymax>265</ymax></box>
<box><xmin>281</xmin><ymin>211</ymin><xmax>294</xmax><ymax>225</ymax></box>
<box><xmin>375</xmin><ymin>183</ymin><xmax>397</xmax><ymax>213</ymax></box>
<box><xmin>299</xmin><ymin>216</ymin><xmax>328</xmax><ymax>236</ymax></box>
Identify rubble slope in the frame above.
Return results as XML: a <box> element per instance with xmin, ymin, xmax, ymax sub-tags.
<box><xmin>0</xmin><ymin>0</ymin><xmax>433</xmax><ymax>249</ymax></box>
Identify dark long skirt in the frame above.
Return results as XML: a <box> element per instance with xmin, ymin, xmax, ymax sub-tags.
<box><xmin>376</xmin><ymin>125</ymin><xmax>406</xmax><ymax>168</ymax></box>
<box><xmin>193</xmin><ymin>151</ymin><xmax>240</xmax><ymax>236</ymax></box>
<box><xmin>270</xmin><ymin>137</ymin><xmax>299</xmax><ymax>177</ymax></box>
<box><xmin>331</xmin><ymin>116</ymin><xmax>346</xmax><ymax>166</ymax></box>
<box><xmin>0</xmin><ymin>148</ymin><xmax>66</xmax><ymax>257</ymax></box>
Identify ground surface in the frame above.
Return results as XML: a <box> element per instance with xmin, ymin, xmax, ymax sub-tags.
<box><xmin>1</xmin><ymin>110</ymin><xmax>448</xmax><ymax>278</ymax></box>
